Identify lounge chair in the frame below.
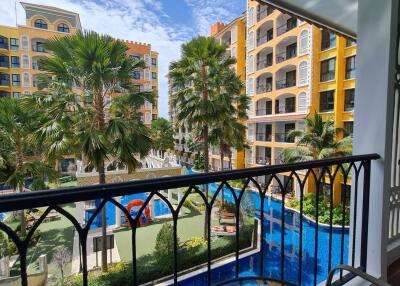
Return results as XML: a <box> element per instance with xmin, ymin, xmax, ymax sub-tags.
<box><xmin>211</xmin><ymin>225</ymin><xmax>236</xmax><ymax>236</ymax></box>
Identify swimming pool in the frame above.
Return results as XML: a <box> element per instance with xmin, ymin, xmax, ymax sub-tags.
<box><xmin>177</xmin><ymin>169</ymin><xmax>349</xmax><ymax>285</ymax></box>
<box><xmin>85</xmin><ymin>193</ymin><xmax>171</xmax><ymax>229</ymax></box>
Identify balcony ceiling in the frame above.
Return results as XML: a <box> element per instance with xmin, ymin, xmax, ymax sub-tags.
<box><xmin>259</xmin><ymin>0</ymin><xmax>357</xmax><ymax>39</ymax></box>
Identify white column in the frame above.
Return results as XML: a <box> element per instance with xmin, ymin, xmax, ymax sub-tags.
<box><xmin>353</xmin><ymin>0</ymin><xmax>399</xmax><ymax>279</ymax></box>
<box><xmin>177</xmin><ymin>190</ymin><xmax>182</xmax><ymax>204</ymax></box>
<box><xmin>115</xmin><ymin>196</ymin><xmax>121</xmax><ymax>228</ymax></box>
<box><xmin>168</xmin><ymin>189</ymin><xmax>172</xmax><ymax>202</ymax></box>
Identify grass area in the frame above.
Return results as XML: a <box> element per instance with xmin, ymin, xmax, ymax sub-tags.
<box><xmin>48</xmin><ymin>181</ymin><xmax>78</xmax><ymax>189</ymax></box>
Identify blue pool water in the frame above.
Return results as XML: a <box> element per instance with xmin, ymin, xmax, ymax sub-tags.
<box><xmin>178</xmin><ymin>169</ymin><xmax>349</xmax><ymax>286</ymax></box>
<box><xmin>85</xmin><ymin>193</ymin><xmax>171</xmax><ymax>229</ymax></box>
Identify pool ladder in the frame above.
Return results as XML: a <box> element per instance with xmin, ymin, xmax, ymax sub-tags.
<box><xmin>325</xmin><ymin>265</ymin><xmax>391</xmax><ymax>286</ymax></box>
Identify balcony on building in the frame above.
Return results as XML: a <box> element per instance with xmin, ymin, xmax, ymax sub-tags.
<box><xmin>275</xmin><ymin>94</ymin><xmax>296</xmax><ymax>114</ymax></box>
<box><xmin>256</xmin><ymin>72</ymin><xmax>272</xmax><ymax>94</ymax></box>
<box><xmin>275</xmin><ymin>36</ymin><xmax>297</xmax><ymax>64</ymax></box>
<box><xmin>257</xmin><ymin>4</ymin><xmax>274</xmax><ymax>22</ymax></box>
<box><xmin>256</xmin><ymin>47</ymin><xmax>273</xmax><ymax>70</ymax></box>
<box><xmin>275</xmin><ymin>121</ymin><xmax>296</xmax><ymax>143</ymax></box>
<box><xmin>255</xmin><ymin>98</ymin><xmax>273</xmax><ymax>116</ymax></box>
<box><xmin>32</xmin><ymin>56</ymin><xmax>44</xmax><ymax>70</ymax></box>
<box><xmin>255</xmin><ymin>146</ymin><xmax>271</xmax><ymax>165</ymax></box>
<box><xmin>31</xmin><ymin>39</ymin><xmax>47</xmax><ymax>53</ymax></box>
<box><xmin>256</xmin><ymin>123</ymin><xmax>272</xmax><ymax>142</ymax></box>
<box><xmin>221</xmin><ymin>30</ymin><xmax>231</xmax><ymax>46</ymax></box>
<box><xmin>276</xmin><ymin>15</ymin><xmax>297</xmax><ymax>37</ymax></box>
<box><xmin>275</xmin><ymin>66</ymin><xmax>296</xmax><ymax>90</ymax></box>
<box><xmin>256</xmin><ymin>20</ymin><xmax>273</xmax><ymax>46</ymax></box>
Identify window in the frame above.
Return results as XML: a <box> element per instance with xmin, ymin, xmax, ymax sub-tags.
<box><xmin>284</xmin><ymin>123</ymin><xmax>296</xmax><ymax>143</ymax></box>
<box><xmin>298</xmin><ymin>92</ymin><xmax>307</xmax><ymax>112</ymax></box>
<box><xmin>0</xmin><ymin>36</ymin><xmax>8</xmax><ymax>50</ymax></box>
<box><xmin>321</xmin><ymin>29</ymin><xmax>336</xmax><ymax>50</ymax></box>
<box><xmin>131</xmin><ymin>54</ymin><xmax>140</xmax><ymax>61</ymax></box>
<box><xmin>287</xmin><ymin>18</ymin><xmax>297</xmax><ymax>30</ymax></box>
<box><xmin>57</xmin><ymin>23</ymin><xmax>70</xmax><ymax>33</ymax></box>
<box><xmin>346</xmin><ymin>38</ymin><xmax>356</xmax><ymax>47</ymax></box>
<box><xmin>344</xmin><ymin>121</ymin><xmax>354</xmax><ymax>136</ymax></box>
<box><xmin>320</xmin><ymin>58</ymin><xmax>336</xmax><ymax>82</ymax></box>
<box><xmin>248</xmin><ymin>55</ymin><xmax>254</xmax><ymax>73</ymax></box>
<box><xmin>345</xmin><ymin>89</ymin><xmax>355</xmax><ymax>111</ymax></box>
<box><xmin>248</xmin><ymin>7</ymin><xmax>255</xmax><ymax>26</ymax></box>
<box><xmin>0</xmin><ymin>91</ymin><xmax>10</xmax><ymax>97</ymax></box>
<box><xmin>21</xmin><ymin>36</ymin><xmax>29</xmax><ymax>50</ymax></box>
<box><xmin>248</xmin><ymin>31</ymin><xmax>254</xmax><ymax>50</ymax></box>
<box><xmin>34</xmin><ymin>42</ymin><xmax>45</xmax><ymax>52</ymax></box>
<box><xmin>0</xmin><ymin>54</ymin><xmax>9</xmax><ymax>68</ymax></box>
<box><xmin>22</xmin><ymin>55</ymin><xmax>29</xmax><ymax>68</ymax></box>
<box><xmin>12</xmin><ymin>92</ymin><xmax>20</xmax><ymax>98</ymax></box>
<box><xmin>34</xmin><ymin>19</ymin><xmax>48</xmax><ymax>29</ymax></box>
<box><xmin>286</xmin><ymin>42</ymin><xmax>297</xmax><ymax>59</ymax></box>
<box><xmin>286</xmin><ymin>70</ymin><xmax>296</xmax><ymax>86</ymax></box>
<box><xmin>285</xmin><ymin>97</ymin><xmax>296</xmax><ymax>113</ymax></box>
<box><xmin>152</xmin><ymin>114</ymin><xmax>158</xmax><ymax>121</ymax></box>
<box><xmin>10</xmin><ymin>38</ymin><xmax>19</xmax><ymax>50</ymax></box>
<box><xmin>11</xmin><ymin>56</ymin><xmax>20</xmax><ymax>68</ymax></box>
<box><xmin>22</xmin><ymin>73</ymin><xmax>30</xmax><ymax>87</ymax></box>
<box><xmin>132</xmin><ymin>70</ymin><xmax>141</xmax><ymax>80</ymax></box>
<box><xmin>345</xmin><ymin>56</ymin><xmax>356</xmax><ymax>79</ymax></box>
<box><xmin>151</xmin><ymin>58</ymin><xmax>157</xmax><ymax>66</ymax></box>
<box><xmin>0</xmin><ymin>73</ymin><xmax>10</xmax><ymax>86</ymax></box>
<box><xmin>298</xmin><ymin>61</ymin><xmax>308</xmax><ymax>86</ymax></box>
<box><xmin>151</xmin><ymin>72</ymin><xmax>157</xmax><ymax>79</ymax></box>
<box><xmin>266</xmin><ymin>28</ymin><xmax>273</xmax><ymax>41</ymax></box>
<box><xmin>247</xmin><ymin>77</ymin><xmax>254</xmax><ymax>95</ymax></box>
<box><xmin>320</xmin><ymin>90</ymin><xmax>335</xmax><ymax>112</ymax></box>
<box><xmin>12</xmin><ymin>74</ymin><xmax>20</xmax><ymax>86</ymax></box>
<box><xmin>299</xmin><ymin>29</ymin><xmax>309</xmax><ymax>55</ymax></box>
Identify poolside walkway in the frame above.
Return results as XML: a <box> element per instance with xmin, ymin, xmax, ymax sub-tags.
<box><xmin>71</xmin><ymin>228</ymin><xmax>120</xmax><ymax>274</ymax></box>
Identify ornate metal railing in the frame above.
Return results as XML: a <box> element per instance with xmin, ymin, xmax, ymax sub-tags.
<box><xmin>0</xmin><ymin>154</ymin><xmax>379</xmax><ymax>286</ymax></box>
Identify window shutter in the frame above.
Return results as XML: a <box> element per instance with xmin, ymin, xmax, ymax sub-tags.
<box><xmin>248</xmin><ymin>55</ymin><xmax>254</xmax><ymax>74</ymax></box>
<box><xmin>247</xmin><ymin>77</ymin><xmax>254</xmax><ymax>96</ymax></box>
<box><xmin>298</xmin><ymin>61</ymin><xmax>308</xmax><ymax>86</ymax></box>
<box><xmin>248</xmin><ymin>31</ymin><xmax>254</xmax><ymax>51</ymax></box>
<box><xmin>22</xmin><ymin>55</ymin><xmax>29</xmax><ymax>69</ymax></box>
<box><xmin>144</xmin><ymin>54</ymin><xmax>151</xmax><ymax>67</ymax></box>
<box><xmin>22</xmin><ymin>73</ymin><xmax>30</xmax><ymax>87</ymax></box>
<box><xmin>21</xmin><ymin>36</ymin><xmax>29</xmax><ymax>51</ymax></box>
<box><xmin>299</xmin><ymin>29</ymin><xmax>309</xmax><ymax>55</ymax></box>
<box><xmin>231</xmin><ymin>26</ymin><xmax>237</xmax><ymax>44</ymax></box>
<box><xmin>248</xmin><ymin>7</ymin><xmax>254</xmax><ymax>27</ymax></box>
<box><xmin>298</xmin><ymin>92</ymin><xmax>307</xmax><ymax>113</ymax></box>
<box><xmin>144</xmin><ymin>69</ymin><xmax>150</xmax><ymax>80</ymax></box>
<box><xmin>231</xmin><ymin>47</ymin><xmax>236</xmax><ymax>58</ymax></box>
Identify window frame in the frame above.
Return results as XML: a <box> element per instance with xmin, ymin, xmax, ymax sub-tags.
<box><xmin>320</xmin><ymin>57</ymin><xmax>336</xmax><ymax>82</ymax></box>
<box><xmin>344</xmin><ymin>88</ymin><xmax>355</xmax><ymax>111</ymax></box>
<box><xmin>345</xmin><ymin>55</ymin><xmax>356</xmax><ymax>80</ymax></box>
<box><xmin>0</xmin><ymin>36</ymin><xmax>8</xmax><ymax>50</ymax></box>
<box><xmin>11</xmin><ymin>56</ymin><xmax>20</xmax><ymax>68</ymax></box>
<box><xmin>321</xmin><ymin>29</ymin><xmax>336</xmax><ymax>51</ymax></box>
<box><xmin>34</xmin><ymin>19</ymin><xmax>48</xmax><ymax>29</ymax></box>
<box><xmin>0</xmin><ymin>54</ymin><xmax>9</xmax><ymax>68</ymax></box>
<box><xmin>151</xmin><ymin>72</ymin><xmax>157</xmax><ymax>79</ymax></box>
<box><xmin>10</xmin><ymin>38</ymin><xmax>19</xmax><ymax>50</ymax></box>
<box><xmin>57</xmin><ymin>23</ymin><xmax>70</xmax><ymax>33</ymax></box>
<box><xmin>319</xmin><ymin>90</ymin><xmax>335</xmax><ymax>112</ymax></box>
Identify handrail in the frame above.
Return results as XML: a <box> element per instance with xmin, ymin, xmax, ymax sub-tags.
<box><xmin>325</xmin><ymin>265</ymin><xmax>390</xmax><ymax>286</ymax></box>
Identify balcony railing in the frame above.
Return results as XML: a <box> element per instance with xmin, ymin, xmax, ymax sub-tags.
<box><xmin>276</xmin><ymin>50</ymin><xmax>297</xmax><ymax>63</ymax></box>
<box><xmin>256</xmin><ymin>107</ymin><xmax>272</xmax><ymax>116</ymax></box>
<box><xmin>257</xmin><ymin>58</ymin><xmax>273</xmax><ymax>70</ymax></box>
<box><xmin>256</xmin><ymin>132</ymin><xmax>272</xmax><ymax>142</ymax></box>
<box><xmin>0</xmin><ymin>154</ymin><xmax>379</xmax><ymax>286</ymax></box>
<box><xmin>275</xmin><ymin>104</ymin><xmax>296</xmax><ymax>114</ymax></box>
<box><xmin>275</xmin><ymin>132</ymin><xmax>295</xmax><ymax>143</ymax></box>
<box><xmin>276</xmin><ymin>78</ymin><xmax>296</xmax><ymax>90</ymax></box>
<box><xmin>276</xmin><ymin>20</ymin><xmax>298</xmax><ymax>36</ymax></box>
<box><xmin>257</xmin><ymin>34</ymin><xmax>273</xmax><ymax>46</ymax></box>
<box><xmin>255</xmin><ymin>156</ymin><xmax>271</xmax><ymax>165</ymax></box>
<box><xmin>257</xmin><ymin>7</ymin><xmax>274</xmax><ymax>22</ymax></box>
<box><xmin>32</xmin><ymin>45</ymin><xmax>47</xmax><ymax>53</ymax></box>
<box><xmin>256</xmin><ymin>83</ymin><xmax>272</xmax><ymax>94</ymax></box>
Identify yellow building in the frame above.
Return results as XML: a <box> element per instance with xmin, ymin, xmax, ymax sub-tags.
<box><xmin>209</xmin><ymin>15</ymin><xmax>247</xmax><ymax>170</ymax></box>
<box><xmin>245</xmin><ymin>0</ymin><xmax>356</xmax><ymax>202</ymax></box>
<box><xmin>0</xmin><ymin>2</ymin><xmax>158</xmax><ymax>128</ymax></box>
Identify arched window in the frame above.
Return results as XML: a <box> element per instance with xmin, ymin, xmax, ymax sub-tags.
<box><xmin>20</xmin><ymin>36</ymin><xmax>29</xmax><ymax>50</ymax></box>
<box><xmin>298</xmin><ymin>61</ymin><xmax>308</xmax><ymax>86</ymax></box>
<box><xmin>57</xmin><ymin>23</ymin><xmax>70</xmax><ymax>33</ymax></box>
<box><xmin>22</xmin><ymin>54</ymin><xmax>29</xmax><ymax>69</ymax></box>
<box><xmin>248</xmin><ymin>7</ymin><xmax>255</xmax><ymax>27</ymax></box>
<box><xmin>247</xmin><ymin>78</ymin><xmax>254</xmax><ymax>96</ymax></box>
<box><xmin>248</xmin><ymin>31</ymin><xmax>254</xmax><ymax>51</ymax></box>
<box><xmin>299</xmin><ymin>29</ymin><xmax>309</xmax><ymax>55</ymax></box>
<box><xmin>298</xmin><ymin>92</ymin><xmax>307</xmax><ymax>113</ymax></box>
<box><xmin>34</xmin><ymin>19</ymin><xmax>48</xmax><ymax>29</ymax></box>
<box><xmin>248</xmin><ymin>54</ymin><xmax>254</xmax><ymax>74</ymax></box>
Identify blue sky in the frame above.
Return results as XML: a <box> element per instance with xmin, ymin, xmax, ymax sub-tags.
<box><xmin>0</xmin><ymin>0</ymin><xmax>246</xmax><ymax>118</ymax></box>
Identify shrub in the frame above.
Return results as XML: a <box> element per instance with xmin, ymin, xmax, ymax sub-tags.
<box><xmin>29</xmin><ymin>178</ymin><xmax>48</xmax><ymax>191</ymax></box>
<box><xmin>155</xmin><ymin>223</ymin><xmax>179</xmax><ymax>272</ymax></box>
<box><xmin>186</xmin><ymin>236</ymin><xmax>206</xmax><ymax>249</ymax></box>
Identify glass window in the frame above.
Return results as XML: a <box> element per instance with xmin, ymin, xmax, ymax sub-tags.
<box><xmin>320</xmin><ymin>58</ymin><xmax>336</xmax><ymax>82</ymax></box>
<box><xmin>286</xmin><ymin>42</ymin><xmax>297</xmax><ymax>59</ymax></box>
<box><xmin>151</xmin><ymin>58</ymin><xmax>157</xmax><ymax>66</ymax></box>
<box><xmin>131</xmin><ymin>54</ymin><xmax>140</xmax><ymax>61</ymax></box>
<box><xmin>151</xmin><ymin>72</ymin><xmax>157</xmax><ymax>79</ymax></box>
<box><xmin>34</xmin><ymin>19</ymin><xmax>48</xmax><ymax>29</ymax></box>
<box><xmin>11</xmin><ymin>56</ymin><xmax>20</xmax><ymax>68</ymax></box>
<box><xmin>345</xmin><ymin>56</ymin><xmax>356</xmax><ymax>79</ymax></box>
<box><xmin>320</xmin><ymin>90</ymin><xmax>335</xmax><ymax>112</ymax></box>
<box><xmin>12</xmin><ymin>74</ymin><xmax>20</xmax><ymax>86</ymax></box>
<box><xmin>0</xmin><ymin>36</ymin><xmax>8</xmax><ymax>50</ymax></box>
<box><xmin>57</xmin><ymin>23</ymin><xmax>70</xmax><ymax>33</ymax></box>
<box><xmin>132</xmin><ymin>70</ymin><xmax>141</xmax><ymax>80</ymax></box>
<box><xmin>0</xmin><ymin>54</ymin><xmax>9</xmax><ymax>68</ymax></box>
<box><xmin>321</xmin><ymin>29</ymin><xmax>336</xmax><ymax>50</ymax></box>
<box><xmin>344</xmin><ymin>121</ymin><xmax>354</xmax><ymax>136</ymax></box>
<box><xmin>12</xmin><ymin>92</ymin><xmax>20</xmax><ymax>98</ymax></box>
<box><xmin>0</xmin><ymin>90</ymin><xmax>10</xmax><ymax>97</ymax></box>
<box><xmin>0</xmin><ymin>73</ymin><xmax>10</xmax><ymax>86</ymax></box>
<box><xmin>346</xmin><ymin>38</ymin><xmax>356</xmax><ymax>47</ymax></box>
<box><xmin>10</xmin><ymin>38</ymin><xmax>19</xmax><ymax>50</ymax></box>
<box><xmin>152</xmin><ymin>114</ymin><xmax>157</xmax><ymax>120</ymax></box>
<box><xmin>345</xmin><ymin>89</ymin><xmax>355</xmax><ymax>111</ymax></box>
<box><xmin>34</xmin><ymin>42</ymin><xmax>45</xmax><ymax>53</ymax></box>
<box><xmin>22</xmin><ymin>55</ymin><xmax>29</xmax><ymax>68</ymax></box>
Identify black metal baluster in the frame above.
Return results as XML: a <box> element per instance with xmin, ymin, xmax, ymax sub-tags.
<box><xmin>235</xmin><ymin>194</ymin><xmax>240</xmax><ymax>278</ymax></box>
<box><xmin>207</xmin><ymin>204</ymin><xmax>212</xmax><ymax>286</ymax></box>
<box><xmin>351</xmin><ymin>165</ymin><xmax>360</xmax><ymax>267</ymax></box>
<box><xmin>360</xmin><ymin>160</ymin><xmax>371</xmax><ymax>270</ymax></box>
<box><xmin>173</xmin><ymin>212</ymin><xmax>179</xmax><ymax>285</ymax></box>
<box><xmin>260</xmin><ymin>191</ymin><xmax>265</xmax><ymax>278</ymax></box>
<box><xmin>340</xmin><ymin>172</ymin><xmax>347</xmax><ymax>281</ymax></box>
<box><xmin>280</xmin><ymin>177</ymin><xmax>285</xmax><ymax>282</ymax></box>
<box><xmin>298</xmin><ymin>175</ymin><xmax>305</xmax><ymax>286</ymax></box>
<box><xmin>81</xmin><ymin>234</ymin><xmax>88</xmax><ymax>286</ymax></box>
<box><xmin>19</xmin><ymin>244</ymin><xmax>28</xmax><ymax>286</ymax></box>
<box><xmin>328</xmin><ymin>169</ymin><xmax>335</xmax><ymax>273</ymax></box>
<box><xmin>314</xmin><ymin>170</ymin><xmax>321</xmax><ymax>286</ymax></box>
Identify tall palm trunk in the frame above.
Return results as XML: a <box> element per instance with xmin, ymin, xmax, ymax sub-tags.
<box><xmin>219</xmin><ymin>139</ymin><xmax>225</xmax><ymax>207</ymax></box>
<box><xmin>202</xmin><ymin>66</ymin><xmax>209</xmax><ymax>239</ymax></box>
<box><xmin>95</xmin><ymin>92</ymin><xmax>108</xmax><ymax>272</ymax></box>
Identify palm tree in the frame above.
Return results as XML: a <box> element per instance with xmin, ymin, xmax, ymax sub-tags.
<box><xmin>0</xmin><ymin>97</ymin><xmax>56</xmax><ymax>237</ymax></box>
<box><xmin>150</xmin><ymin>118</ymin><xmax>174</xmax><ymax>157</ymax></box>
<box><xmin>281</xmin><ymin>113</ymin><xmax>352</xmax><ymax>163</ymax></box>
<box><xmin>32</xmin><ymin>30</ymin><xmax>153</xmax><ymax>271</ymax></box>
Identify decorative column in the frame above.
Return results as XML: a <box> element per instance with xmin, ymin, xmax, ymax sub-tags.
<box><xmin>115</xmin><ymin>196</ymin><xmax>121</xmax><ymax>228</ymax></box>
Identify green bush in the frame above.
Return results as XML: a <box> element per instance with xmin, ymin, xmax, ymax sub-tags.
<box><xmin>155</xmin><ymin>223</ymin><xmax>179</xmax><ymax>273</ymax></box>
<box><xmin>29</xmin><ymin>178</ymin><xmax>48</xmax><ymax>191</ymax></box>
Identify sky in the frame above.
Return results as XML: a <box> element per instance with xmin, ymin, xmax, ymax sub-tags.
<box><xmin>0</xmin><ymin>0</ymin><xmax>246</xmax><ymax>118</ymax></box>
